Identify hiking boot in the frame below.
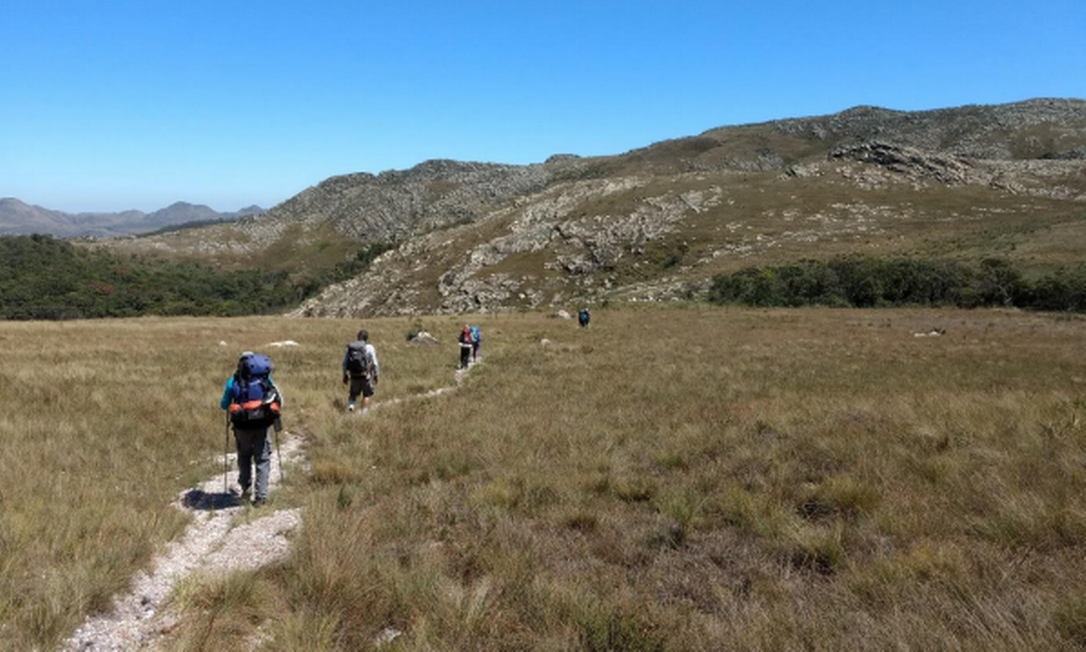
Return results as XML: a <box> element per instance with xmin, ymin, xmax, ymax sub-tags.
<box><xmin>252</xmin><ymin>497</ymin><xmax>266</xmax><ymax>508</ymax></box>
<box><xmin>348</xmin><ymin>404</ymin><xmax>355</xmax><ymax>412</ymax></box>
<box><xmin>239</xmin><ymin>485</ymin><xmax>251</xmax><ymax>499</ymax></box>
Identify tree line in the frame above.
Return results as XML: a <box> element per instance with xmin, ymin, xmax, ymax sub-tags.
<box><xmin>0</xmin><ymin>235</ymin><xmax>298</xmax><ymax>319</ymax></box>
<box><xmin>709</xmin><ymin>256</ymin><xmax>1086</xmax><ymax>312</ymax></box>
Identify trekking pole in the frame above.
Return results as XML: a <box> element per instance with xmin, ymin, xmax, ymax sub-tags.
<box><xmin>223</xmin><ymin>412</ymin><xmax>230</xmax><ymax>494</ymax></box>
<box><xmin>273</xmin><ymin>417</ymin><xmax>285</xmax><ymax>484</ymax></box>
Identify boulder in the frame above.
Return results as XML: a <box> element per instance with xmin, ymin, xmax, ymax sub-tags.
<box><xmin>556</xmin><ymin>310</ymin><xmax>571</xmax><ymax>319</ymax></box>
<box><xmin>410</xmin><ymin>331</ymin><xmax>440</xmax><ymax>346</ymax></box>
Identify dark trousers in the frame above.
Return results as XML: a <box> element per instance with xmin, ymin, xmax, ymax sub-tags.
<box><xmin>234</xmin><ymin>427</ymin><xmax>271</xmax><ymax>499</ymax></box>
<box><xmin>460</xmin><ymin>346</ymin><xmax>471</xmax><ymax>369</ymax></box>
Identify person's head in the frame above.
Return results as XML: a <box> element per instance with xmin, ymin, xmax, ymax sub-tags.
<box><xmin>357</xmin><ymin>330</ymin><xmax>369</xmax><ymax>342</ymax></box>
<box><xmin>239</xmin><ymin>350</ymin><xmax>254</xmax><ymax>362</ymax></box>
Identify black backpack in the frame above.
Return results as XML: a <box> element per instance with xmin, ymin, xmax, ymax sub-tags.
<box><xmin>346</xmin><ymin>341</ymin><xmax>373</xmax><ymax>378</ymax></box>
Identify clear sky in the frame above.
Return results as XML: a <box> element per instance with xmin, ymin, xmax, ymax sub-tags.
<box><xmin>2</xmin><ymin>0</ymin><xmax>1083</xmax><ymax>213</ymax></box>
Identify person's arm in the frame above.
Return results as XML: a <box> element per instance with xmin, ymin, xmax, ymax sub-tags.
<box><xmin>219</xmin><ymin>377</ymin><xmax>234</xmax><ymax>410</ymax></box>
<box><xmin>269</xmin><ymin>374</ymin><xmax>284</xmax><ymax>407</ymax></box>
<box><xmin>369</xmin><ymin>344</ymin><xmax>380</xmax><ymax>380</ymax></box>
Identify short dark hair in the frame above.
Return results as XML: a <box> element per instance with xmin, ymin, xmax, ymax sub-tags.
<box><xmin>358</xmin><ymin>330</ymin><xmax>368</xmax><ymax>341</ymax></box>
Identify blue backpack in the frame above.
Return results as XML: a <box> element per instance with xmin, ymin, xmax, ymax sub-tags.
<box><xmin>470</xmin><ymin>326</ymin><xmax>481</xmax><ymax>343</ymax></box>
<box><xmin>229</xmin><ymin>354</ymin><xmax>281</xmax><ymax>428</ymax></box>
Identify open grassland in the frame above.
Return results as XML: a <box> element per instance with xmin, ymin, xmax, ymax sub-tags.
<box><xmin>4</xmin><ymin>308</ymin><xmax>1086</xmax><ymax>650</ymax></box>
<box><xmin>0</xmin><ymin>316</ymin><xmax>456</xmax><ymax>650</ymax></box>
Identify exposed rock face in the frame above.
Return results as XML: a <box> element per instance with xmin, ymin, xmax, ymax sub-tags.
<box><xmin>210</xmin><ymin>160</ymin><xmax>554</xmax><ymax>252</ymax></box>
<box><xmin>768</xmin><ymin>98</ymin><xmax>1086</xmax><ymax>160</ymax></box>
<box><xmin>829</xmin><ymin>141</ymin><xmax>1086</xmax><ymax>199</ymax></box>
<box><xmin>289</xmin><ymin>177</ymin><xmax>727</xmax><ymax>317</ymax></box>
<box><xmin>831</xmin><ymin>142</ymin><xmax>977</xmax><ymax>185</ymax></box>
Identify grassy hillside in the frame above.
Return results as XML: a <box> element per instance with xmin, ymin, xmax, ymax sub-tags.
<box><xmin>4</xmin><ymin>308</ymin><xmax>1086</xmax><ymax>649</ymax></box>
<box><xmin>92</xmin><ymin>100</ymin><xmax>1086</xmax><ymax>317</ymax></box>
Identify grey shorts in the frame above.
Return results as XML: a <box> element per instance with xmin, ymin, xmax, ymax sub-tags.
<box><xmin>349</xmin><ymin>375</ymin><xmax>375</xmax><ymax>398</ymax></box>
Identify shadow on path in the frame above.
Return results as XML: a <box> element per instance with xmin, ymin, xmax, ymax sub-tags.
<box><xmin>180</xmin><ymin>488</ymin><xmax>242</xmax><ymax>511</ymax></box>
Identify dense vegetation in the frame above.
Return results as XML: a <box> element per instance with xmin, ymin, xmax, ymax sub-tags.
<box><xmin>289</xmin><ymin>240</ymin><xmax>400</xmax><ymax>300</ymax></box>
<box><xmin>0</xmin><ymin>235</ymin><xmax>297</xmax><ymax>319</ymax></box>
<box><xmin>709</xmin><ymin>256</ymin><xmax>1086</xmax><ymax>312</ymax></box>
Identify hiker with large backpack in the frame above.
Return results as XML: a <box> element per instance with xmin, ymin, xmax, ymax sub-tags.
<box><xmin>578</xmin><ymin>307</ymin><xmax>591</xmax><ymax>328</ymax></box>
<box><xmin>469</xmin><ymin>324</ymin><xmax>482</xmax><ymax>363</ymax></box>
<box><xmin>458</xmin><ymin>325</ymin><xmax>474</xmax><ymax>370</ymax></box>
<box><xmin>220</xmin><ymin>352</ymin><xmax>283</xmax><ymax>507</ymax></box>
<box><xmin>343</xmin><ymin>330</ymin><xmax>379</xmax><ymax>414</ymax></box>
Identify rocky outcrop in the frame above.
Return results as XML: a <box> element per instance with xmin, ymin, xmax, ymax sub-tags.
<box><xmin>289</xmin><ymin>178</ymin><xmax>725</xmax><ymax>317</ymax></box>
<box><xmin>769</xmin><ymin>98</ymin><xmax>1086</xmax><ymax>159</ymax></box>
<box><xmin>230</xmin><ymin>160</ymin><xmax>555</xmax><ymax>250</ymax></box>
<box><xmin>830</xmin><ymin>141</ymin><xmax>1086</xmax><ymax>200</ymax></box>
<box><xmin>830</xmin><ymin>142</ymin><xmax>978</xmax><ymax>185</ymax></box>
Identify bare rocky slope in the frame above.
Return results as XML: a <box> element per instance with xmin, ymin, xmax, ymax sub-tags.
<box><xmin>102</xmin><ymin>99</ymin><xmax>1086</xmax><ymax>316</ymax></box>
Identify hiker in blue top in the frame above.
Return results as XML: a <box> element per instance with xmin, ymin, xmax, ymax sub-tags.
<box><xmin>578</xmin><ymin>307</ymin><xmax>591</xmax><ymax>328</ymax></box>
<box><xmin>469</xmin><ymin>325</ymin><xmax>482</xmax><ymax>362</ymax></box>
<box><xmin>220</xmin><ymin>352</ymin><xmax>283</xmax><ymax>507</ymax></box>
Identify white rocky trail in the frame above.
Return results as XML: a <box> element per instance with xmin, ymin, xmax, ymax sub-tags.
<box><xmin>62</xmin><ymin>432</ymin><xmax>304</xmax><ymax>652</ymax></box>
<box><xmin>61</xmin><ymin>362</ymin><xmax>477</xmax><ymax>651</ymax></box>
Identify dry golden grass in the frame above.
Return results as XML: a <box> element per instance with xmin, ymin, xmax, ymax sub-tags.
<box><xmin>4</xmin><ymin>307</ymin><xmax>1086</xmax><ymax>650</ymax></box>
<box><xmin>0</xmin><ymin>315</ymin><xmax>456</xmax><ymax>650</ymax></box>
<box><xmin>149</xmin><ymin>307</ymin><xmax>1086</xmax><ymax>651</ymax></box>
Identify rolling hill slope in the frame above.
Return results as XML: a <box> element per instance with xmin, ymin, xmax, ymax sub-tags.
<box><xmin>100</xmin><ymin>99</ymin><xmax>1086</xmax><ymax>316</ymax></box>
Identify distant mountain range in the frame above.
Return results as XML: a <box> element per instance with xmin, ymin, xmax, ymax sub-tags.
<box><xmin>0</xmin><ymin>199</ymin><xmax>265</xmax><ymax>238</ymax></box>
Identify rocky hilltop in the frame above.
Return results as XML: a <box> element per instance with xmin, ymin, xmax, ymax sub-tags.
<box><xmin>103</xmin><ymin>99</ymin><xmax>1086</xmax><ymax>315</ymax></box>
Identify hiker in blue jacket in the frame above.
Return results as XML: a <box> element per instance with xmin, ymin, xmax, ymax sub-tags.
<box><xmin>220</xmin><ymin>352</ymin><xmax>282</xmax><ymax>506</ymax></box>
<box><xmin>470</xmin><ymin>325</ymin><xmax>482</xmax><ymax>362</ymax></box>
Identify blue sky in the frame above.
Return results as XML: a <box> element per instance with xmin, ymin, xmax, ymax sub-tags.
<box><xmin>2</xmin><ymin>0</ymin><xmax>1083</xmax><ymax>213</ymax></box>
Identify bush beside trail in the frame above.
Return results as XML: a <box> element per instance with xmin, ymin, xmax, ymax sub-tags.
<box><xmin>709</xmin><ymin>256</ymin><xmax>1086</xmax><ymax>312</ymax></box>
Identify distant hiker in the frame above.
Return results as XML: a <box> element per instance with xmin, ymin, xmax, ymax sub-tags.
<box><xmin>220</xmin><ymin>352</ymin><xmax>283</xmax><ymax>507</ymax></box>
<box><xmin>458</xmin><ymin>325</ymin><xmax>474</xmax><ymax>370</ymax></box>
<box><xmin>469</xmin><ymin>324</ymin><xmax>482</xmax><ymax>362</ymax></box>
<box><xmin>343</xmin><ymin>330</ymin><xmax>379</xmax><ymax>414</ymax></box>
<box><xmin>578</xmin><ymin>307</ymin><xmax>591</xmax><ymax>328</ymax></box>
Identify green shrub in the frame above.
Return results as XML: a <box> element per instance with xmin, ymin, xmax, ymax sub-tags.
<box><xmin>709</xmin><ymin>255</ymin><xmax>1086</xmax><ymax>313</ymax></box>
